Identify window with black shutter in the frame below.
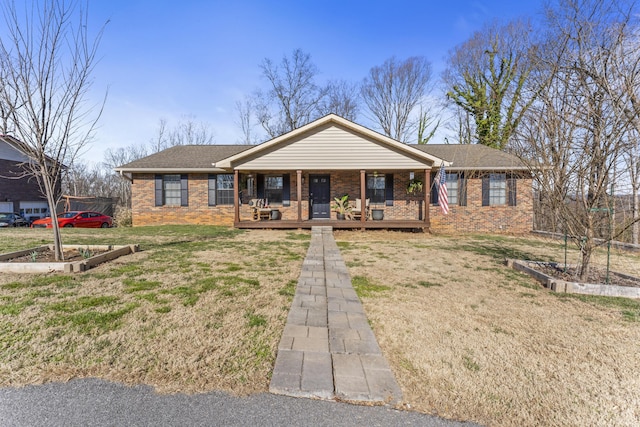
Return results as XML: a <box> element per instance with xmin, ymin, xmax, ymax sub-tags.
<box><xmin>482</xmin><ymin>173</ymin><xmax>510</xmax><ymax>206</ymax></box>
<box><xmin>210</xmin><ymin>174</ymin><xmax>234</xmax><ymax>205</ymax></box>
<box><xmin>507</xmin><ymin>175</ymin><xmax>517</xmax><ymax>206</ymax></box>
<box><xmin>366</xmin><ymin>174</ymin><xmax>386</xmax><ymax>204</ymax></box>
<box><xmin>180</xmin><ymin>174</ymin><xmax>188</xmax><ymax>206</ymax></box>
<box><xmin>255</xmin><ymin>174</ymin><xmax>289</xmax><ymax>205</ymax></box>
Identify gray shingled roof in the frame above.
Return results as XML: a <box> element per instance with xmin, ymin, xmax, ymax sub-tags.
<box><xmin>115</xmin><ymin>145</ymin><xmax>250</xmax><ymax>171</ymax></box>
<box><xmin>115</xmin><ymin>142</ymin><xmax>527</xmax><ymax>172</ymax></box>
<box><xmin>412</xmin><ymin>144</ymin><xmax>527</xmax><ymax>170</ymax></box>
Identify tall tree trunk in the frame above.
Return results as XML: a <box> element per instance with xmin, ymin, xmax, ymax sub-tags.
<box><xmin>41</xmin><ymin>167</ymin><xmax>64</xmax><ymax>261</ymax></box>
<box><xmin>634</xmin><ymin>188</ymin><xmax>639</xmax><ymax>245</ymax></box>
<box><xmin>579</xmin><ymin>224</ymin><xmax>594</xmax><ymax>281</ymax></box>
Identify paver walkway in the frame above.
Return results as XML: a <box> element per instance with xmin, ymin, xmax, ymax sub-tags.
<box><xmin>270</xmin><ymin>226</ymin><xmax>402</xmax><ymax>404</ymax></box>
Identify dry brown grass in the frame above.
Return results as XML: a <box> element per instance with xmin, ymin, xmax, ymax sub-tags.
<box><xmin>0</xmin><ymin>226</ymin><xmax>309</xmax><ymax>395</ymax></box>
<box><xmin>335</xmin><ymin>231</ymin><xmax>640</xmax><ymax>427</ymax></box>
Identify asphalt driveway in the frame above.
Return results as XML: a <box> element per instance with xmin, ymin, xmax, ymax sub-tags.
<box><xmin>0</xmin><ymin>378</ymin><xmax>480</xmax><ymax>427</ymax></box>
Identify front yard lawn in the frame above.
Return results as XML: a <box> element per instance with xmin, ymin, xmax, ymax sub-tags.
<box><xmin>0</xmin><ymin>226</ymin><xmax>309</xmax><ymax>394</ymax></box>
<box><xmin>335</xmin><ymin>231</ymin><xmax>640</xmax><ymax>427</ymax></box>
<box><xmin>1</xmin><ymin>227</ymin><xmax>639</xmax><ymax>426</ymax></box>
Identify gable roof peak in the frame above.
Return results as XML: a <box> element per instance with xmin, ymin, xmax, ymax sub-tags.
<box><xmin>215</xmin><ymin>114</ymin><xmax>448</xmax><ymax>169</ymax></box>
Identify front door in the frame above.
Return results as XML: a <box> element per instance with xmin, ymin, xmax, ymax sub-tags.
<box><xmin>309</xmin><ymin>175</ymin><xmax>330</xmax><ymax>219</ymax></box>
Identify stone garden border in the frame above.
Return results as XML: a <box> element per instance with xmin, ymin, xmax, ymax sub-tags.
<box><xmin>0</xmin><ymin>244</ymin><xmax>140</xmax><ymax>273</ymax></box>
<box><xmin>506</xmin><ymin>259</ymin><xmax>640</xmax><ymax>299</ymax></box>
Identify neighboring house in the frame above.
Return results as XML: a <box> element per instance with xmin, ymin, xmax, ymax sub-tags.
<box><xmin>0</xmin><ymin>135</ymin><xmax>54</xmax><ymax>221</ymax></box>
<box><xmin>115</xmin><ymin>114</ymin><xmax>533</xmax><ymax>233</ymax></box>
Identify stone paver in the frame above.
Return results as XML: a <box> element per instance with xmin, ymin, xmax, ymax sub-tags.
<box><xmin>270</xmin><ymin>226</ymin><xmax>402</xmax><ymax>405</ymax></box>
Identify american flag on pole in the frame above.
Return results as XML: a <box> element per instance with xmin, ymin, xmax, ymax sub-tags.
<box><xmin>437</xmin><ymin>163</ymin><xmax>449</xmax><ymax>215</ymax></box>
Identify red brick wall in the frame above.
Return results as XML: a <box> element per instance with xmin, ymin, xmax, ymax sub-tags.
<box><xmin>428</xmin><ymin>177</ymin><xmax>534</xmax><ymax>234</ymax></box>
<box><xmin>130</xmin><ymin>172</ymin><xmax>533</xmax><ymax>233</ymax></box>
<box><xmin>131</xmin><ymin>174</ymin><xmax>235</xmax><ymax>226</ymax></box>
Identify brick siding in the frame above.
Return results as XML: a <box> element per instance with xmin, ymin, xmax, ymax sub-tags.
<box><xmin>130</xmin><ymin>171</ymin><xmax>533</xmax><ymax>233</ymax></box>
<box><xmin>428</xmin><ymin>177</ymin><xmax>534</xmax><ymax>234</ymax></box>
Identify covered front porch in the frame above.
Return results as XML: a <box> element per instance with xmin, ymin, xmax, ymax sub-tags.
<box><xmin>231</xmin><ymin>168</ymin><xmax>433</xmax><ymax>230</ymax></box>
<box><xmin>211</xmin><ymin>115</ymin><xmax>448</xmax><ymax>231</ymax></box>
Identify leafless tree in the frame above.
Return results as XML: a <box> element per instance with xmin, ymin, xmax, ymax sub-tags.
<box><xmin>254</xmin><ymin>49</ymin><xmax>327</xmax><ymax>138</ymax></box>
<box><xmin>0</xmin><ymin>65</ymin><xmax>19</xmax><ymax>133</ymax></box>
<box><xmin>169</xmin><ymin>116</ymin><xmax>215</xmax><ymax>146</ymax></box>
<box><xmin>148</xmin><ymin>118</ymin><xmax>169</xmax><ymax>153</ymax></box>
<box><xmin>515</xmin><ymin>0</ymin><xmax>639</xmax><ymax>280</ymax></box>
<box><xmin>0</xmin><ymin>0</ymin><xmax>106</xmax><ymax>260</ymax></box>
<box><xmin>318</xmin><ymin>79</ymin><xmax>359</xmax><ymax>122</ymax></box>
<box><xmin>149</xmin><ymin>116</ymin><xmax>215</xmax><ymax>153</ymax></box>
<box><xmin>624</xmin><ymin>139</ymin><xmax>640</xmax><ymax>244</ymax></box>
<box><xmin>102</xmin><ymin>144</ymin><xmax>149</xmax><ymax>208</ymax></box>
<box><xmin>235</xmin><ymin>97</ymin><xmax>259</xmax><ymax>144</ymax></box>
<box><xmin>441</xmin><ymin>105</ymin><xmax>475</xmax><ymax>145</ymax></box>
<box><xmin>444</xmin><ymin>19</ymin><xmax>539</xmax><ymax>150</ymax></box>
<box><xmin>361</xmin><ymin>56</ymin><xmax>434</xmax><ymax>142</ymax></box>
<box><xmin>63</xmin><ymin>162</ymin><xmax>114</xmax><ymax>199</ymax></box>
<box><xmin>416</xmin><ymin>106</ymin><xmax>441</xmax><ymax>144</ymax></box>
<box><xmin>585</xmin><ymin>0</ymin><xmax>640</xmax><ymax>245</ymax></box>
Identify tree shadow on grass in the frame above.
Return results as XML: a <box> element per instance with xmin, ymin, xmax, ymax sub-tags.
<box><xmin>452</xmin><ymin>242</ymin><xmax>554</xmax><ymax>264</ymax></box>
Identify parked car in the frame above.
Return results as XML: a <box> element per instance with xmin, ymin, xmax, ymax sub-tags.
<box><xmin>0</xmin><ymin>212</ymin><xmax>29</xmax><ymax>227</ymax></box>
<box><xmin>31</xmin><ymin>211</ymin><xmax>112</xmax><ymax>228</ymax></box>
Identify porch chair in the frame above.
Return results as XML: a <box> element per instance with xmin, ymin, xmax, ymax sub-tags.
<box><xmin>249</xmin><ymin>199</ymin><xmax>271</xmax><ymax>221</ymax></box>
<box><xmin>351</xmin><ymin>198</ymin><xmax>370</xmax><ymax>220</ymax></box>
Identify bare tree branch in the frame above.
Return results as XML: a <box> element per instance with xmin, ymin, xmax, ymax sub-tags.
<box><xmin>235</xmin><ymin>97</ymin><xmax>259</xmax><ymax>144</ymax></box>
<box><xmin>317</xmin><ymin>79</ymin><xmax>359</xmax><ymax>121</ymax></box>
<box><xmin>254</xmin><ymin>49</ymin><xmax>327</xmax><ymax>138</ymax></box>
<box><xmin>361</xmin><ymin>56</ymin><xmax>434</xmax><ymax>143</ymax></box>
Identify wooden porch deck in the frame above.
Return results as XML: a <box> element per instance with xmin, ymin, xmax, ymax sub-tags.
<box><xmin>235</xmin><ymin>219</ymin><xmax>429</xmax><ymax>231</ymax></box>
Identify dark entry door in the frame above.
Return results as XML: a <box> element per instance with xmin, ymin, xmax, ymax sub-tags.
<box><xmin>309</xmin><ymin>175</ymin><xmax>330</xmax><ymax>219</ymax></box>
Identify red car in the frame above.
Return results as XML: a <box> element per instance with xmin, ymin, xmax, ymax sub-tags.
<box><xmin>31</xmin><ymin>211</ymin><xmax>112</xmax><ymax>228</ymax></box>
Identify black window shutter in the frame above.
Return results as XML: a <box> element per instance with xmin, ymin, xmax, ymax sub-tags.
<box><xmin>385</xmin><ymin>174</ymin><xmax>394</xmax><ymax>206</ymax></box>
<box><xmin>508</xmin><ymin>175</ymin><xmax>517</xmax><ymax>206</ymax></box>
<box><xmin>180</xmin><ymin>174</ymin><xmax>189</xmax><ymax>207</ymax></box>
<box><xmin>208</xmin><ymin>174</ymin><xmax>216</xmax><ymax>206</ymax></box>
<box><xmin>430</xmin><ymin>172</ymin><xmax>438</xmax><ymax>204</ymax></box>
<box><xmin>459</xmin><ymin>172</ymin><xmax>467</xmax><ymax>206</ymax></box>
<box><xmin>155</xmin><ymin>175</ymin><xmax>163</xmax><ymax>206</ymax></box>
<box><xmin>256</xmin><ymin>174</ymin><xmax>265</xmax><ymax>199</ymax></box>
<box><xmin>282</xmin><ymin>174</ymin><xmax>290</xmax><ymax>206</ymax></box>
<box><xmin>482</xmin><ymin>175</ymin><xmax>490</xmax><ymax>206</ymax></box>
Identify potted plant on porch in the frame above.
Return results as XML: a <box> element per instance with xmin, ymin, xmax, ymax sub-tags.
<box><xmin>332</xmin><ymin>194</ymin><xmax>351</xmax><ymax>220</ymax></box>
<box><xmin>406</xmin><ymin>178</ymin><xmax>423</xmax><ymax>195</ymax></box>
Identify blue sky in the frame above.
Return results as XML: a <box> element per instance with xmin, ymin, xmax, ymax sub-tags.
<box><xmin>84</xmin><ymin>0</ymin><xmax>544</xmax><ymax>164</ymax></box>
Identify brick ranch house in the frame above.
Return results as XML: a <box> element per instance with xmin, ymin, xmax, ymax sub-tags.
<box><xmin>0</xmin><ymin>135</ymin><xmax>56</xmax><ymax>222</ymax></box>
<box><xmin>116</xmin><ymin>114</ymin><xmax>533</xmax><ymax>233</ymax></box>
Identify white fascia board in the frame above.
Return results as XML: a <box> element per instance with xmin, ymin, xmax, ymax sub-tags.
<box><xmin>114</xmin><ymin>167</ymin><xmax>230</xmax><ymax>174</ymax></box>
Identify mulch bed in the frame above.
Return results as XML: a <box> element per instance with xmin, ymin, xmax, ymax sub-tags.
<box><xmin>534</xmin><ymin>263</ymin><xmax>640</xmax><ymax>288</ymax></box>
